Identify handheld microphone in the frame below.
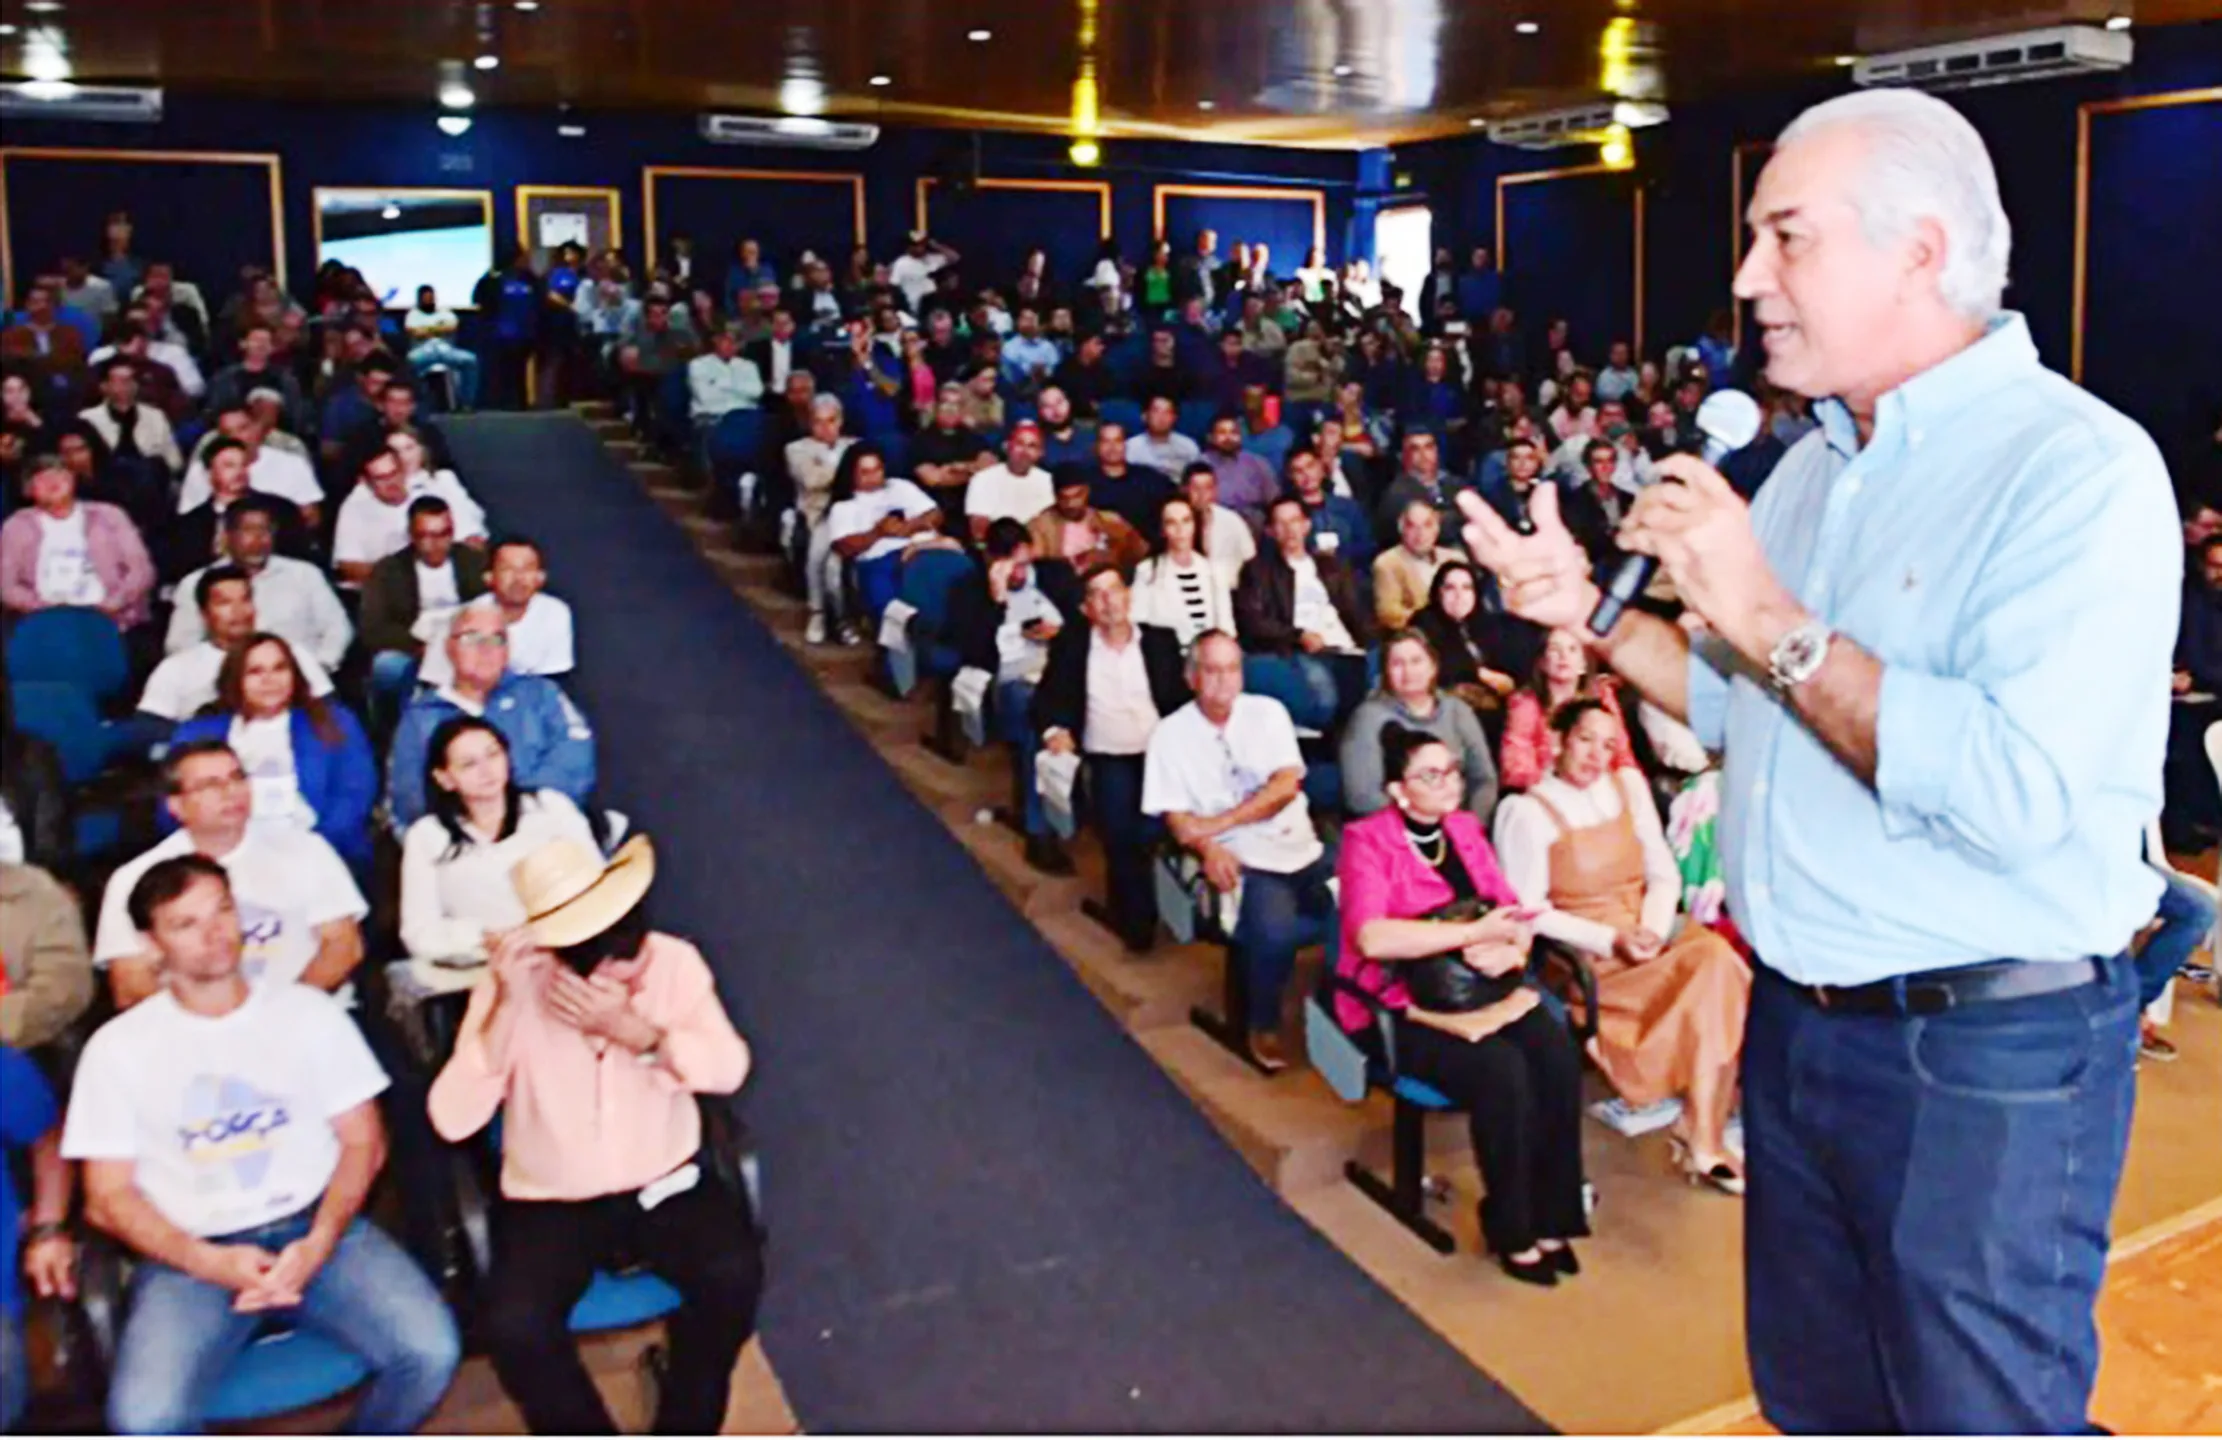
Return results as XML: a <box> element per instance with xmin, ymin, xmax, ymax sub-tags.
<box><xmin>1585</xmin><ymin>388</ymin><xmax>1762</xmax><ymax>638</ymax></box>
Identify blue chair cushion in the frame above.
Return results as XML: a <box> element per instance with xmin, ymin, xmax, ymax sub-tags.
<box><xmin>202</xmin><ymin>1326</ymin><xmax>371</xmax><ymax>1424</ymax></box>
<box><xmin>569</xmin><ymin>1268</ymin><xmax>684</xmax><ymax>1334</ymax></box>
<box><xmin>72</xmin><ymin>810</ymin><xmax>124</xmax><ymax>862</ymax></box>
<box><xmin>1391</xmin><ymin>1076</ymin><xmax>1455</xmax><ymax>1111</ymax></box>
<box><xmin>5</xmin><ymin>606</ymin><xmax>131</xmax><ymax>703</ymax></box>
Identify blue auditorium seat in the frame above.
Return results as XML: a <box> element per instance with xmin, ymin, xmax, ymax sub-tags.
<box><xmin>6</xmin><ymin>606</ymin><xmax>131</xmax><ymax>705</ymax></box>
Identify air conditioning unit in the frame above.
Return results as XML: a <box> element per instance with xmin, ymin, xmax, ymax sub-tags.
<box><xmin>1853</xmin><ymin>25</ymin><xmax>2131</xmax><ymax>91</ymax></box>
<box><xmin>697</xmin><ymin>114</ymin><xmax>880</xmax><ymax>151</ymax></box>
<box><xmin>1488</xmin><ymin>100</ymin><xmax>1668</xmax><ymax>150</ymax></box>
<box><xmin>0</xmin><ymin>83</ymin><xmax>164</xmax><ymax>123</ymax></box>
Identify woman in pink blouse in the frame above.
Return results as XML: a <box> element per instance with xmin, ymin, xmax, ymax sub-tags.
<box><xmin>427</xmin><ymin>834</ymin><xmax>763</xmax><ymax>1434</ymax></box>
<box><xmin>1335</xmin><ymin>722</ymin><xmax>1590</xmax><ymax>1286</ymax></box>
<box><xmin>1498</xmin><ymin>624</ymin><xmax>1637</xmax><ymax>791</ymax></box>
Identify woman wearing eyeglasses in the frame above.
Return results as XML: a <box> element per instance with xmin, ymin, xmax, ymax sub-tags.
<box><xmin>1333</xmin><ymin>721</ymin><xmax>1590</xmax><ymax>1285</ymax></box>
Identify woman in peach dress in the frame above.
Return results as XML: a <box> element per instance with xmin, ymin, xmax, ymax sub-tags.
<box><xmin>1493</xmin><ymin>697</ymin><xmax>1751</xmax><ymax>1192</ymax></box>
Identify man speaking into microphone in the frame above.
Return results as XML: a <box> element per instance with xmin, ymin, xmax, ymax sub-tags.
<box><xmin>1459</xmin><ymin>89</ymin><xmax>2177</xmax><ymax>1434</ymax></box>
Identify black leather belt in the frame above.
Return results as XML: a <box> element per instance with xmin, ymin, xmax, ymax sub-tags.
<box><xmin>1764</xmin><ymin>956</ymin><xmax>2106</xmax><ymax>1017</ymax></box>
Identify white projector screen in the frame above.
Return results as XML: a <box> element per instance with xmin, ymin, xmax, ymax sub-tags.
<box><xmin>315</xmin><ymin>189</ymin><xmax>494</xmax><ymax>310</ymax></box>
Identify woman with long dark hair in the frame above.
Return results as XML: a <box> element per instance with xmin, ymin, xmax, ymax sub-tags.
<box><xmin>398</xmin><ymin>715</ymin><xmax>598</xmax><ymax>961</ymax></box>
<box><xmin>169</xmin><ymin>633</ymin><xmax>376</xmax><ymax>874</ymax></box>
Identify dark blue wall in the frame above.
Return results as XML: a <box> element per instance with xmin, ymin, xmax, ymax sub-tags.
<box><xmin>1390</xmin><ymin>20</ymin><xmax>2222</xmax><ymax>467</ymax></box>
<box><xmin>0</xmin><ymin>99</ymin><xmax>1362</xmax><ymax>301</ymax></box>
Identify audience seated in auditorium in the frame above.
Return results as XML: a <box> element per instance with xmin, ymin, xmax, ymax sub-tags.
<box><xmin>426</xmin><ymin>834</ymin><xmax>761</xmax><ymax>1435</ymax></box>
<box><xmin>1411</xmin><ymin>560</ymin><xmax>1539</xmax><ymax>722</ymax></box>
<box><xmin>95</xmin><ymin>741</ymin><xmax>366</xmax><ymax>1009</ymax></box>
<box><xmin>959</xmin><ymin>363</ymin><xmax>1006</xmax><ymax>435</ymax></box>
<box><xmin>320</xmin><ymin>354</ymin><xmax>400</xmax><ymax>465</ymax></box>
<box><xmin>141</xmin><ymin>566</ymin><xmax>336</xmax><ymax>724</ymax></box>
<box><xmin>1499</xmin><ymin>627</ymin><xmax>1638</xmax><ymax>792</ymax></box>
<box><xmin>950</xmin><ymin>520</ymin><xmax>1069</xmax><ymax>872</ymax></box>
<box><xmin>67</xmin><ymin>854</ymin><xmax>459</xmax><ymax>1435</ymax></box>
<box><xmin>419</xmin><ymin>535</ymin><xmax>574</xmax><ymax>690</ymax></box>
<box><xmin>0</xmin><ymin>859</ymin><xmax>95</xmax><ymax>1050</ymax></box>
<box><xmin>908</xmin><ymin>383</ymin><xmax>994</xmax><ymax>521</ymax></box>
<box><xmin>1035</xmin><ymin>562</ymin><xmax>1193</xmax><ymax>951</ymax></box>
<box><xmin>178</xmin><ymin>405</ymin><xmax>324</xmax><ymax>526</ymax></box>
<box><xmin>1201</xmin><ymin>412</ymin><xmax>1280</xmax><ymax>522</ymax></box>
<box><xmin>1075</xmin><ymin>421</ymin><xmax>1176</xmax><ymax>546</ymax></box>
<box><xmin>1342</xmin><ymin>631</ymin><xmax>1500</xmax><ymax>821</ymax></box>
<box><xmin>206</xmin><ymin>319</ymin><xmax>307</xmax><ymax>431</ymax></box>
<box><xmin>162</xmin><ymin>438</ymin><xmax>313</xmax><ymax>587</ymax></box>
<box><xmin>398</xmin><ymin>716</ymin><xmax>599</xmax><ymax>961</ymax></box>
<box><xmin>1130</xmin><ymin>495</ymin><xmax>1237</xmax><ymax>651</ymax></box>
<box><xmin>1335</xmin><ymin>720</ymin><xmax>1589</xmax><ymax>1284</ymax></box>
<box><xmin>825</xmin><ymin>441</ymin><xmax>954</xmax><ymax>630</ymax></box>
<box><xmin>1052</xmin><ymin>331</ymin><xmax>1115</xmax><ymax>420</ymax></box>
<box><xmin>1</xmin><ymin>283</ymin><xmax>90</xmax><ymax>393</ymax></box>
<box><xmin>403</xmin><ymin>285</ymin><xmax>481</xmax><ymax>412</ymax></box>
<box><xmin>166</xmin><ymin>635</ymin><xmax>377</xmax><ymax>876</ymax></box>
<box><xmin>1127</xmin><ymin>395</ymin><xmax>1201</xmax><ymax>475</ymax></box>
<box><xmin>1034</xmin><ymin>386</ymin><xmax>1095</xmax><ymax>469</ymax></box>
<box><xmin>388</xmin><ymin>600</ymin><xmax>598</xmax><ymax>830</ymax></box>
<box><xmin>1373</xmin><ymin>431</ymin><xmax>1464</xmax><ymax>550</ymax></box>
<box><xmin>1372</xmin><ymin>499</ymin><xmax>1460</xmax><ymax>633</ymax></box>
<box><xmin>687</xmin><ymin>324</ymin><xmax>764</xmax><ymax>426</ymax></box>
<box><xmin>783</xmin><ymin>393</ymin><xmax>856</xmax><ymax>646</ymax></box>
<box><xmin>964</xmin><ymin>420</ymin><xmax>1055</xmax><ymax>544</ymax></box>
<box><xmin>1028</xmin><ymin>468</ymin><xmax>1147</xmax><ymax>574</ymax></box>
<box><xmin>1494</xmin><ymin>700</ymin><xmax>1750</xmax><ymax>1192</ymax></box>
<box><xmin>347</xmin><ymin>379</ymin><xmax>456</xmax><ymax>474</ymax></box>
<box><xmin>1284</xmin><ymin>447</ymin><xmax>1372</xmax><ymax>571</ymax></box>
<box><xmin>1236</xmin><ymin>495</ymin><xmax>1375</xmax><ymax>734</ymax></box>
<box><xmin>79</xmin><ymin>358</ymin><xmax>184</xmax><ymax>476</ymax></box>
<box><xmin>0</xmin><ymin>450</ymin><xmax>156</xmax><ymax>629</ymax></box>
<box><xmin>1181</xmin><ymin>465</ymin><xmax>1257</xmax><ymax>595</ymax></box>
<box><xmin>1142</xmin><ymin>631</ymin><xmax>1333</xmax><ymax>1071</ymax></box>
<box><xmin>166</xmin><ymin>498</ymin><xmax>352</xmax><ymax>671</ymax></box>
<box><xmin>333</xmin><ymin>438</ymin><xmax>486</xmax><ymax>588</ymax></box>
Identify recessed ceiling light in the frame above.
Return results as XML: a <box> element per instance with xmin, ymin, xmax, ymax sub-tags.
<box><xmin>381</xmin><ymin>204</ymin><xmax>402</xmax><ymax>220</ymax></box>
<box><xmin>513</xmin><ymin>0</ymin><xmax>540</xmax><ymax>9</ymax></box>
<box><xmin>2104</xmin><ymin>13</ymin><xmax>2132</xmax><ymax>29</ymax></box>
<box><xmin>1515</xmin><ymin>20</ymin><xmax>1541</xmax><ymax>35</ymax></box>
<box><xmin>557</xmin><ymin>122</ymin><xmax>586</xmax><ymax>137</ymax></box>
<box><xmin>1832</xmin><ymin>53</ymin><xmax>1858</xmax><ymax>67</ymax></box>
<box><xmin>24</xmin><ymin>1</ymin><xmax>62</xmax><ymax>13</ymax></box>
<box><xmin>439</xmin><ymin>82</ymin><xmax>476</xmax><ymax>108</ymax></box>
<box><xmin>1468</xmin><ymin>116</ymin><xmax>1486</xmax><ymax>127</ymax></box>
<box><xmin>473</xmin><ymin>54</ymin><xmax>500</xmax><ymax>70</ymax></box>
<box><xmin>1069</xmin><ymin>138</ymin><xmax>1101</xmax><ymax>166</ymax></box>
<box><xmin>1198</xmin><ymin>99</ymin><xmax>1216</xmax><ymax>110</ymax></box>
<box><xmin>1331</xmin><ymin>62</ymin><xmax>1354</xmax><ymax>77</ymax></box>
<box><xmin>437</xmin><ymin>115</ymin><xmax>473</xmax><ymax>136</ymax></box>
<box><xmin>868</xmin><ymin>73</ymin><xmax>892</xmax><ymax>86</ymax></box>
<box><xmin>0</xmin><ymin>24</ymin><xmax>17</xmax><ymax>36</ymax></box>
<box><xmin>967</xmin><ymin>28</ymin><xmax>992</xmax><ymax>42</ymax></box>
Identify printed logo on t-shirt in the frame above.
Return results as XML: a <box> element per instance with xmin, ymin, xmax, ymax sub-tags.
<box><xmin>237</xmin><ymin>900</ymin><xmax>286</xmax><ymax>982</ymax></box>
<box><xmin>178</xmin><ymin>1075</ymin><xmax>292</xmax><ymax>1189</ymax></box>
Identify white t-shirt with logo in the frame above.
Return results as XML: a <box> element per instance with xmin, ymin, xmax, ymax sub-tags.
<box><xmin>418</xmin><ymin>593</ymin><xmax>576</xmax><ymax>689</ymax></box>
<box><xmin>331</xmin><ymin>472</ymin><xmax>489</xmax><ymax>572</ymax></box>
<box><xmin>229</xmin><ymin>713</ymin><xmax>314</xmax><ymax>836</ymax></box>
<box><xmin>34</xmin><ymin>507</ymin><xmax>106</xmax><ymax>606</ymax></box>
<box><xmin>827</xmin><ymin>479</ymin><xmax>938</xmax><ymax>564</ymax></box>
<box><xmin>1142</xmin><ymin>695</ymin><xmax>1323</xmax><ymax>875</ymax></box>
<box><xmin>138</xmin><ymin>641</ymin><xmax>334</xmax><ymax>721</ymax></box>
<box><xmin>93</xmin><ymin>829</ymin><xmax>367</xmax><ymax>990</ymax></box>
<box><xmin>61</xmin><ymin>984</ymin><xmax>388</xmax><ymax>1238</ymax></box>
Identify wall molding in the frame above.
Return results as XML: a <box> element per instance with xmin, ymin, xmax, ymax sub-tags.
<box><xmin>1494</xmin><ymin>163</ymin><xmax>1645</xmax><ymax>358</ymax></box>
<box><xmin>2072</xmin><ymin>85</ymin><xmax>2222</xmax><ymax>383</ymax></box>
<box><xmin>641</xmin><ymin>165</ymin><xmax>867</xmax><ymax>270</ymax></box>
<box><xmin>1151</xmin><ymin>183</ymin><xmax>1327</xmax><ymax>256</ymax></box>
<box><xmin>915</xmin><ymin>176</ymin><xmax>1112</xmax><ymax>238</ymax></box>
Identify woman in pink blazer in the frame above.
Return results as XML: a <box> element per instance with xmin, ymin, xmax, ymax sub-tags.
<box><xmin>0</xmin><ymin>454</ymin><xmax>155</xmax><ymax>629</ymax></box>
<box><xmin>1335</xmin><ymin>720</ymin><xmax>1591</xmax><ymax>1285</ymax></box>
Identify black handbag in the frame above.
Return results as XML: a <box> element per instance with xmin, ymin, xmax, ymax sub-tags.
<box><xmin>1403</xmin><ymin>895</ymin><xmax>1524</xmax><ymax>1013</ymax></box>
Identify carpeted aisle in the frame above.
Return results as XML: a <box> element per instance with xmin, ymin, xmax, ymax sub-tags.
<box><xmin>444</xmin><ymin>413</ymin><xmax>1548</xmax><ymax>1433</ymax></box>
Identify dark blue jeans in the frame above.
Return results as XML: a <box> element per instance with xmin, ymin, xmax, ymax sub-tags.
<box><xmin>1086</xmin><ymin>753</ymin><xmax>1163</xmax><ymax>944</ymax></box>
<box><xmin>995</xmin><ymin>679</ymin><xmax>1045</xmax><ymax>837</ymax></box>
<box><xmin>1741</xmin><ymin>955</ymin><xmax>2139</xmax><ymax>1435</ymax></box>
<box><xmin>1231</xmin><ymin>849</ymin><xmax>1339</xmax><ymax>1032</ymax></box>
<box><xmin>2136</xmin><ymin>869</ymin><xmax>2214</xmax><ymax>1010</ymax></box>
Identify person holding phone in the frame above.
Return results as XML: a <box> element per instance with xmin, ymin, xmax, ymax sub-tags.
<box><xmin>951</xmin><ymin>520</ymin><xmax>1069</xmax><ymax>873</ymax></box>
<box><xmin>427</xmin><ymin>833</ymin><xmax>761</xmax><ymax>1435</ymax></box>
<box><xmin>1334</xmin><ymin>722</ymin><xmax>1589</xmax><ymax>1284</ymax></box>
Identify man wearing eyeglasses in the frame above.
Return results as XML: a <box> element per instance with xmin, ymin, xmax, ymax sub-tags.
<box><xmin>91</xmin><ymin>740</ymin><xmax>366</xmax><ymax>1012</ymax></box>
<box><xmin>386</xmin><ymin>599</ymin><xmax>597</xmax><ymax>829</ymax></box>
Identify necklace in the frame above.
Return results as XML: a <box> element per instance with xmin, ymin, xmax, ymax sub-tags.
<box><xmin>1405</xmin><ymin>822</ymin><xmax>1447</xmax><ymax>866</ymax></box>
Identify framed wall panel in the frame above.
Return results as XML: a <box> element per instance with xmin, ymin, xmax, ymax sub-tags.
<box><xmin>516</xmin><ymin>184</ymin><xmax>624</xmax><ymax>272</ymax></box>
<box><xmin>2074</xmin><ymin>87</ymin><xmax>2222</xmax><ymax>464</ymax></box>
<box><xmin>642</xmin><ymin>166</ymin><xmax>866</xmax><ymax>279</ymax></box>
<box><xmin>1154</xmin><ymin>184</ymin><xmax>1327</xmax><ymax>274</ymax></box>
<box><xmin>1496</xmin><ymin>164</ymin><xmax>1644</xmax><ymax>361</ymax></box>
<box><xmin>915</xmin><ymin>177</ymin><xmax>1111</xmax><ymax>293</ymax></box>
<box><xmin>0</xmin><ymin>147</ymin><xmax>285</xmax><ymax>308</ymax></box>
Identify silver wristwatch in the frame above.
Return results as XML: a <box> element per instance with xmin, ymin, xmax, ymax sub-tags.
<box><xmin>1768</xmin><ymin>619</ymin><xmax>1834</xmax><ymax>691</ymax></box>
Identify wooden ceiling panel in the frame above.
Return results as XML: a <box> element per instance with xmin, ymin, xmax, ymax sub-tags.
<box><xmin>1</xmin><ymin>0</ymin><xmax>2216</xmax><ymax>146</ymax></box>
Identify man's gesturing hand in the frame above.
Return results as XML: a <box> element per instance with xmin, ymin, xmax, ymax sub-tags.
<box><xmin>1455</xmin><ymin>484</ymin><xmax>1601</xmax><ymax>633</ymax></box>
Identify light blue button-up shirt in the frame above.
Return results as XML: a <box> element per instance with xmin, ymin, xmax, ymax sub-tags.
<box><xmin>1686</xmin><ymin>314</ymin><xmax>2180</xmax><ymax>985</ymax></box>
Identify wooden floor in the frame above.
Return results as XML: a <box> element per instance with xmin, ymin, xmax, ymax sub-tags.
<box><xmin>584</xmin><ymin>407</ymin><xmax>2222</xmax><ymax>1437</ymax></box>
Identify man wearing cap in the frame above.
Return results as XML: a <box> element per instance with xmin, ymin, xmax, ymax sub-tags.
<box><xmin>964</xmin><ymin>421</ymin><xmax>1056</xmax><ymax>544</ymax></box>
<box><xmin>428</xmin><ymin>833</ymin><xmax>761</xmax><ymax>1436</ymax></box>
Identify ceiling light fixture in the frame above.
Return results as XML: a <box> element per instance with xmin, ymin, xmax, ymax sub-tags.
<box><xmin>1331</xmin><ymin>62</ymin><xmax>1354</xmax><ymax>77</ymax></box>
<box><xmin>869</xmin><ymin>73</ymin><xmax>892</xmax><ymax>86</ymax></box>
<box><xmin>23</xmin><ymin>43</ymin><xmax>71</xmax><ymax>84</ymax></box>
<box><xmin>24</xmin><ymin>1</ymin><xmax>62</xmax><ymax>12</ymax></box>
<box><xmin>437</xmin><ymin>115</ymin><xmax>473</xmax><ymax>136</ymax></box>
<box><xmin>1832</xmin><ymin>53</ymin><xmax>1858</xmax><ymax>66</ymax></box>
<box><xmin>474</xmin><ymin>54</ymin><xmax>500</xmax><ymax>70</ymax></box>
<box><xmin>1468</xmin><ymin>116</ymin><xmax>1486</xmax><ymax>127</ymax></box>
<box><xmin>1198</xmin><ymin>99</ymin><xmax>1215</xmax><ymax>110</ymax></box>
<box><xmin>1069</xmin><ymin>138</ymin><xmax>1101</xmax><ymax>166</ymax></box>
<box><xmin>558</xmin><ymin>122</ymin><xmax>586</xmax><ymax>137</ymax></box>
<box><xmin>381</xmin><ymin>204</ymin><xmax>402</xmax><ymax>220</ymax></box>
<box><xmin>1515</xmin><ymin>20</ymin><xmax>1541</xmax><ymax>35</ymax></box>
<box><xmin>967</xmin><ymin>28</ymin><xmax>992</xmax><ymax>42</ymax></box>
<box><xmin>513</xmin><ymin>0</ymin><xmax>540</xmax><ymax>9</ymax></box>
<box><xmin>0</xmin><ymin>24</ymin><xmax>18</xmax><ymax>36</ymax></box>
<box><xmin>440</xmin><ymin>83</ymin><xmax>476</xmax><ymax>108</ymax></box>
<box><xmin>2104</xmin><ymin>13</ymin><xmax>2132</xmax><ymax>30</ymax></box>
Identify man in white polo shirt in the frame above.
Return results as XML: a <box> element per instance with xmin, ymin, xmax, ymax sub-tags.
<box><xmin>138</xmin><ymin>566</ymin><xmax>335</xmax><ymax>724</ymax></box>
<box><xmin>64</xmin><ymin>853</ymin><xmax>457</xmax><ymax>1435</ymax></box>
<box><xmin>686</xmin><ymin>325</ymin><xmax>763</xmax><ymax>425</ymax></box>
<box><xmin>332</xmin><ymin>444</ymin><xmax>486</xmax><ymax>588</ymax></box>
<box><xmin>1142</xmin><ymin>630</ymin><xmax>1334</xmax><ymax>1072</ymax></box>
<box><xmin>964</xmin><ymin>421</ymin><xmax>1055</xmax><ymax>544</ymax></box>
<box><xmin>92</xmin><ymin>740</ymin><xmax>366</xmax><ymax>1011</ymax></box>
<box><xmin>165</xmin><ymin>497</ymin><xmax>352</xmax><ymax>671</ymax></box>
<box><xmin>418</xmin><ymin>536</ymin><xmax>575</xmax><ymax>688</ymax></box>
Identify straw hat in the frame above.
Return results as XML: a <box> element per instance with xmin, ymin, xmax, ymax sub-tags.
<box><xmin>510</xmin><ymin>834</ymin><xmax>655</xmax><ymax>949</ymax></box>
